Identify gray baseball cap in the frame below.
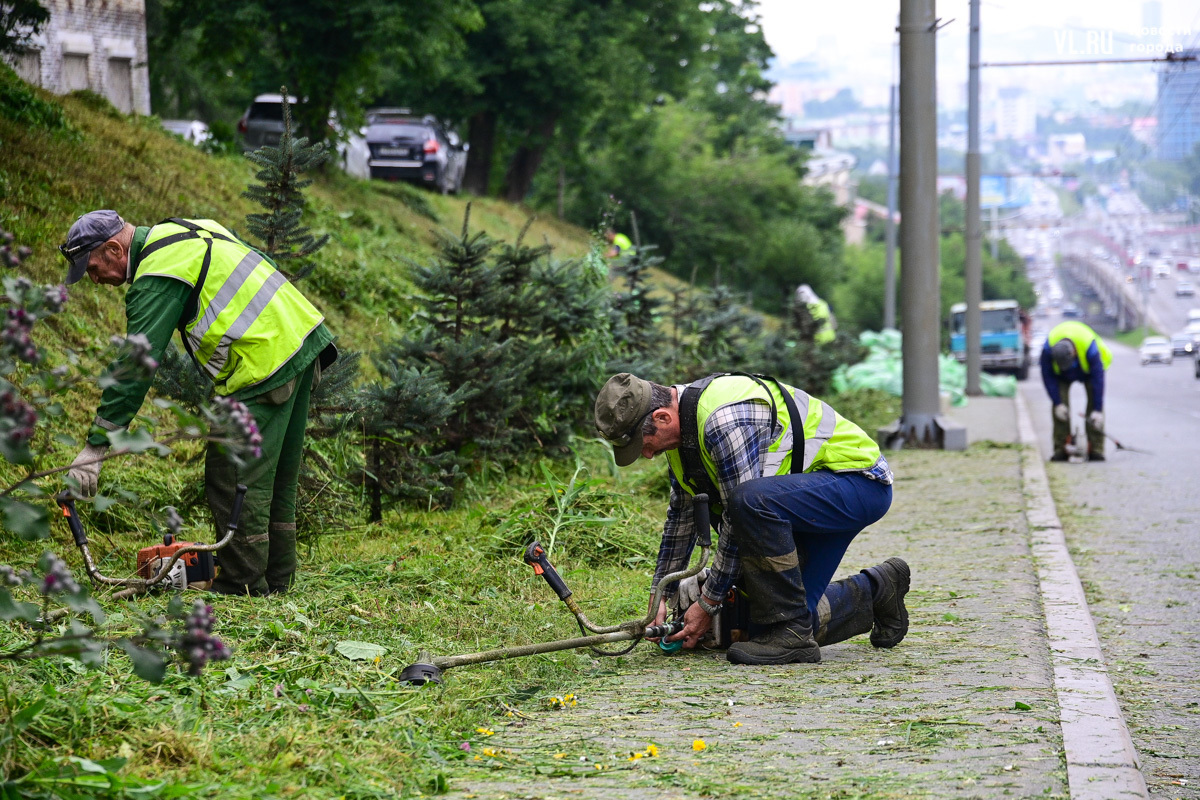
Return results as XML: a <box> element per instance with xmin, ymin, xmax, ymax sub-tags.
<box><xmin>594</xmin><ymin>373</ymin><xmax>654</xmax><ymax>467</ymax></box>
<box><xmin>1051</xmin><ymin>339</ymin><xmax>1076</xmax><ymax>371</ymax></box>
<box><xmin>60</xmin><ymin>210</ymin><xmax>125</xmax><ymax>284</ymax></box>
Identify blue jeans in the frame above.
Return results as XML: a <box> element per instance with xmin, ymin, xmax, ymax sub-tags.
<box><xmin>725</xmin><ymin>470</ymin><xmax>893</xmax><ymax>627</ymax></box>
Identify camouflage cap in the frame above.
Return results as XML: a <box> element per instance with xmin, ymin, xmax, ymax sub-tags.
<box><xmin>594</xmin><ymin>373</ymin><xmax>653</xmax><ymax>467</ymax></box>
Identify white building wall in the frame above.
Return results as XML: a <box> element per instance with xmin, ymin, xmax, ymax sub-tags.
<box><xmin>4</xmin><ymin>0</ymin><xmax>149</xmax><ymax>115</ymax></box>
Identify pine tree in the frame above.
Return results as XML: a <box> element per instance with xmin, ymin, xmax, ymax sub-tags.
<box><xmin>242</xmin><ymin>86</ymin><xmax>330</xmax><ymax>280</ymax></box>
<box><xmin>608</xmin><ymin>239</ymin><xmax>669</xmax><ymax>379</ymax></box>
<box><xmin>687</xmin><ymin>281</ymin><xmax>764</xmax><ymax>379</ymax></box>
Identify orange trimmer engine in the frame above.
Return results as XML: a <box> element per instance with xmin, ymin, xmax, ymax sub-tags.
<box><xmin>136</xmin><ymin>533</ymin><xmax>215</xmax><ymax>590</ymax></box>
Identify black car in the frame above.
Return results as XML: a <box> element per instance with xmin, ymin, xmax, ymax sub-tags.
<box><xmin>365</xmin><ymin>109</ymin><xmax>467</xmax><ymax>193</ymax></box>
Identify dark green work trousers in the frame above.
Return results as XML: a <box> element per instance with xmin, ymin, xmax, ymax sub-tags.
<box><xmin>208</xmin><ymin>358</ymin><xmax>317</xmax><ymax>595</ymax></box>
<box><xmin>1051</xmin><ymin>379</ymin><xmax>1103</xmax><ymax>458</ymax></box>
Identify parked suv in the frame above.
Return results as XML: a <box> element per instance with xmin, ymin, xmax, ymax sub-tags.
<box><xmin>236</xmin><ymin>93</ymin><xmax>369</xmax><ymax>178</ymax></box>
<box><xmin>364</xmin><ymin>108</ymin><xmax>467</xmax><ymax>193</ymax></box>
<box><xmin>237</xmin><ymin>93</ymin><xmax>294</xmax><ymax>152</ymax></box>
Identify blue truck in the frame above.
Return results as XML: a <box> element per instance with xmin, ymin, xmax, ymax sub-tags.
<box><xmin>949</xmin><ymin>300</ymin><xmax>1031</xmax><ymax>380</ymax></box>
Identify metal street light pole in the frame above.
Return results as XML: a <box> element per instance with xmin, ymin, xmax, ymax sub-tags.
<box><xmin>897</xmin><ymin>0</ymin><xmax>944</xmax><ymax>444</ymax></box>
<box><xmin>885</xmin><ymin>82</ymin><xmax>899</xmax><ymax>331</ymax></box>
<box><xmin>965</xmin><ymin>0</ymin><xmax>982</xmax><ymax>396</ymax></box>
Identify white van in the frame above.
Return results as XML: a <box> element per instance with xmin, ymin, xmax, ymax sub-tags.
<box><xmin>1187</xmin><ymin>308</ymin><xmax>1200</xmax><ymax>323</ymax></box>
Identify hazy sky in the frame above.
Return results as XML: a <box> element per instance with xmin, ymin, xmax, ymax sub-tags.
<box><xmin>757</xmin><ymin>0</ymin><xmax>1200</xmax><ymax>108</ymax></box>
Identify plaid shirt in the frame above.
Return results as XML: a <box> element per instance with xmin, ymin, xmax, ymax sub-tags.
<box><xmin>651</xmin><ymin>395</ymin><xmax>893</xmax><ymax>607</ymax></box>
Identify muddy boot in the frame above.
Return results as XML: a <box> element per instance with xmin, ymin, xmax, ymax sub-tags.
<box><xmin>814</xmin><ymin>572</ymin><xmax>875</xmax><ymax>647</ymax></box>
<box><xmin>727</xmin><ymin>618</ymin><xmax>821</xmax><ymax>665</ymax></box>
<box><xmin>861</xmin><ymin>557</ymin><xmax>910</xmax><ymax>649</ymax></box>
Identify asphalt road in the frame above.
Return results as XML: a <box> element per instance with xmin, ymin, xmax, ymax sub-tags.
<box><xmin>1021</xmin><ymin>331</ymin><xmax>1200</xmax><ymax>797</ymax></box>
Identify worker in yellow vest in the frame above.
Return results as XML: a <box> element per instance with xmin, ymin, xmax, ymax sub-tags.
<box><xmin>595</xmin><ymin>372</ymin><xmax>909</xmax><ymax>665</ymax></box>
<box><xmin>796</xmin><ymin>284</ymin><xmax>836</xmax><ymax>344</ymax></box>
<box><xmin>1040</xmin><ymin>320</ymin><xmax>1111</xmax><ymax>461</ymax></box>
<box><xmin>604</xmin><ymin>228</ymin><xmax>633</xmax><ymax>259</ymax></box>
<box><xmin>60</xmin><ymin>210</ymin><xmax>336</xmax><ymax>595</ymax></box>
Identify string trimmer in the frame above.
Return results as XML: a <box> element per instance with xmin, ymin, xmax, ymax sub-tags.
<box><xmin>1072</xmin><ymin>412</ymin><xmax>1152</xmax><ymax>455</ymax></box>
<box><xmin>399</xmin><ymin>494</ymin><xmax>714</xmax><ymax>685</ymax></box>
<box><xmin>55</xmin><ymin>484</ymin><xmax>247</xmax><ymax>604</ymax></box>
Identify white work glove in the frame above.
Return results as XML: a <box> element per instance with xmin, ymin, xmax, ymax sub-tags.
<box><xmin>1087</xmin><ymin>410</ymin><xmax>1104</xmax><ymax>430</ymax></box>
<box><xmin>1053</xmin><ymin>403</ymin><xmax>1069</xmax><ymax>422</ymax></box>
<box><xmin>671</xmin><ymin>567</ymin><xmax>710</xmax><ymax>615</ymax></box>
<box><xmin>67</xmin><ymin>443</ymin><xmax>108</xmax><ymax>497</ymax></box>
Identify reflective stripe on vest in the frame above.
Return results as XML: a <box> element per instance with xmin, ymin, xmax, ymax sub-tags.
<box><xmin>135</xmin><ymin>219</ymin><xmax>324</xmax><ymax>395</ymax></box>
<box><xmin>1047</xmin><ymin>320</ymin><xmax>1112</xmax><ymax>375</ymax></box>
<box><xmin>667</xmin><ymin>376</ymin><xmax>881</xmax><ymax>496</ymax></box>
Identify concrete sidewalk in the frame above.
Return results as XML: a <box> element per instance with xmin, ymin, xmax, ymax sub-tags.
<box><xmin>443</xmin><ymin>396</ymin><xmax>1145</xmax><ymax>800</ymax></box>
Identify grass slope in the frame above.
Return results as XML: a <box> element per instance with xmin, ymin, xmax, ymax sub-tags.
<box><xmin>0</xmin><ymin>75</ymin><xmax>902</xmax><ymax>798</ymax></box>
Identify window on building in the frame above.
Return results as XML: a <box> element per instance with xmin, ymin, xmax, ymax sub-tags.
<box><xmin>14</xmin><ymin>50</ymin><xmax>41</xmax><ymax>86</ymax></box>
<box><xmin>62</xmin><ymin>53</ymin><xmax>90</xmax><ymax>92</ymax></box>
<box><xmin>106</xmin><ymin>58</ymin><xmax>133</xmax><ymax>113</ymax></box>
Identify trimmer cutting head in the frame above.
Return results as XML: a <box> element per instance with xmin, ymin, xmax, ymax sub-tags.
<box><xmin>400</xmin><ymin>661</ymin><xmax>443</xmax><ymax>685</ymax></box>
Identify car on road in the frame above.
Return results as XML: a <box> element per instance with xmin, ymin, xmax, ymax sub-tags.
<box><xmin>161</xmin><ymin>119</ymin><xmax>211</xmax><ymax>146</ymax></box>
<box><xmin>1061</xmin><ymin>303</ymin><xmax>1081</xmax><ymax>318</ymax></box>
<box><xmin>1171</xmin><ymin>332</ymin><xmax>1196</xmax><ymax>356</ymax></box>
<box><xmin>1139</xmin><ymin>336</ymin><xmax>1173</xmax><ymax>366</ymax></box>
<box><xmin>364</xmin><ymin>108</ymin><xmax>467</xmax><ymax>194</ymax></box>
<box><xmin>1176</xmin><ymin>280</ymin><xmax>1195</xmax><ymax>297</ymax></box>
<box><xmin>235</xmin><ymin>94</ymin><xmax>369</xmax><ymax>178</ymax></box>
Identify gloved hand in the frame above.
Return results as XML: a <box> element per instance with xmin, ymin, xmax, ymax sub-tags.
<box><xmin>1088</xmin><ymin>410</ymin><xmax>1104</xmax><ymax>430</ymax></box>
<box><xmin>671</xmin><ymin>567</ymin><xmax>710</xmax><ymax>615</ymax></box>
<box><xmin>1053</xmin><ymin>404</ymin><xmax>1069</xmax><ymax>422</ymax></box>
<box><xmin>67</xmin><ymin>443</ymin><xmax>108</xmax><ymax>497</ymax></box>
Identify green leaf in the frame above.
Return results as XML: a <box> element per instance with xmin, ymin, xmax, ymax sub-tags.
<box><xmin>62</xmin><ymin>588</ymin><xmax>106</xmax><ymax>624</ymax></box>
<box><xmin>117</xmin><ymin>641</ymin><xmax>167</xmax><ymax>683</ymax></box>
<box><xmin>1</xmin><ymin>497</ymin><xmax>50</xmax><ymax>540</ymax></box>
<box><xmin>0</xmin><ymin>588</ymin><xmax>39</xmax><ymax>622</ymax></box>
<box><xmin>0</xmin><ymin>437</ymin><xmax>33</xmax><ymax>465</ymax></box>
<box><xmin>335</xmin><ymin>640</ymin><xmax>388</xmax><ymax>661</ymax></box>
<box><xmin>1014</xmin><ymin>701</ymin><xmax>1032</xmax><ymax>711</ymax></box>
<box><xmin>108</xmin><ymin>428</ymin><xmax>171</xmax><ymax>456</ymax></box>
<box><xmin>91</xmin><ymin>494</ymin><xmax>120</xmax><ymax>513</ymax></box>
<box><xmin>12</xmin><ymin>698</ymin><xmax>46</xmax><ymax>730</ymax></box>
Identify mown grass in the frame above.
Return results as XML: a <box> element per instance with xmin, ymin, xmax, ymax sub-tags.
<box><xmin>0</xmin><ymin>72</ymin><xmax>902</xmax><ymax>798</ymax></box>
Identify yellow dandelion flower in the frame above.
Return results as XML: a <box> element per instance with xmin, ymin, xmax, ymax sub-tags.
<box><xmin>645</xmin><ymin>744</ymin><xmax>659</xmax><ymax>757</ymax></box>
<box><xmin>482</xmin><ymin>748</ymin><xmax>497</xmax><ymax>757</ymax></box>
<box><xmin>475</xmin><ymin>727</ymin><xmax>494</xmax><ymax>736</ymax></box>
<box><xmin>373</xmin><ymin>656</ymin><xmax>381</xmax><ymax>665</ymax></box>
<box><xmin>473</xmin><ymin>755</ymin><xmax>481</xmax><ymax>761</ymax></box>
<box><xmin>692</xmin><ymin>739</ymin><xmax>707</xmax><ymax>752</ymax></box>
<box><xmin>627</xmin><ymin>752</ymin><xmax>644</xmax><ymax>762</ymax></box>
<box><xmin>552</xmin><ymin>753</ymin><xmax>567</xmax><ymax>759</ymax></box>
<box><xmin>732</xmin><ymin>722</ymin><xmax>743</xmax><ymax>728</ymax></box>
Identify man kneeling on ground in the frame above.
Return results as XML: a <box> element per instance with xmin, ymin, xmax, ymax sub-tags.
<box><xmin>594</xmin><ymin>372</ymin><xmax>910</xmax><ymax>665</ymax></box>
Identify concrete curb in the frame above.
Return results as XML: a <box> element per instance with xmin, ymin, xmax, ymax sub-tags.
<box><xmin>1013</xmin><ymin>390</ymin><xmax>1149</xmax><ymax>800</ymax></box>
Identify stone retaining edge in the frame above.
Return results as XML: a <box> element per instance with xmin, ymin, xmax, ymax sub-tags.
<box><xmin>1013</xmin><ymin>390</ymin><xmax>1148</xmax><ymax>800</ymax></box>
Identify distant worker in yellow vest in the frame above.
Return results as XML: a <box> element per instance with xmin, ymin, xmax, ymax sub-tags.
<box><xmin>1039</xmin><ymin>320</ymin><xmax>1111</xmax><ymax>462</ymax></box>
<box><xmin>604</xmin><ymin>228</ymin><xmax>633</xmax><ymax>259</ymax></box>
<box><xmin>795</xmin><ymin>284</ymin><xmax>836</xmax><ymax>344</ymax></box>
<box><xmin>594</xmin><ymin>372</ymin><xmax>908</xmax><ymax>665</ymax></box>
<box><xmin>59</xmin><ymin>210</ymin><xmax>337</xmax><ymax>595</ymax></box>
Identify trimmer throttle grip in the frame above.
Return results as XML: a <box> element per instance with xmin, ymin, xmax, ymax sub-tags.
<box><xmin>55</xmin><ymin>491</ymin><xmax>87</xmax><ymax>547</ymax></box>
<box><xmin>227</xmin><ymin>484</ymin><xmax>248</xmax><ymax>531</ymax></box>
<box><xmin>692</xmin><ymin>494</ymin><xmax>711</xmax><ymax>548</ymax></box>
<box><xmin>645</xmin><ymin>620</ymin><xmax>685</xmax><ymax>639</ymax></box>
<box><xmin>523</xmin><ymin>541</ymin><xmax>572</xmax><ymax>600</ymax></box>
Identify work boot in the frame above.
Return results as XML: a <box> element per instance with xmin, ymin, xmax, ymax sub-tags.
<box><xmin>727</xmin><ymin>618</ymin><xmax>820</xmax><ymax>665</ymax></box>
<box><xmin>1087</xmin><ymin>451</ymin><xmax>1105</xmax><ymax>462</ymax></box>
<box><xmin>862</xmin><ymin>557</ymin><xmax>910</xmax><ymax>649</ymax></box>
<box><xmin>1050</xmin><ymin>451</ymin><xmax>1069</xmax><ymax>462</ymax></box>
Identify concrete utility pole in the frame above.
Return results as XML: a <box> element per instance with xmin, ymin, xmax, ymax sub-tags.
<box><xmin>888</xmin><ymin>0</ymin><xmax>963</xmax><ymax>448</ymax></box>
<box><xmin>885</xmin><ymin>82</ymin><xmax>899</xmax><ymax>331</ymax></box>
<box><xmin>964</xmin><ymin>0</ymin><xmax>982</xmax><ymax>396</ymax></box>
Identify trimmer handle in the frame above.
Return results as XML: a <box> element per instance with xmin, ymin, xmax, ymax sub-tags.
<box><xmin>55</xmin><ymin>490</ymin><xmax>87</xmax><ymax>548</ymax></box>
<box><xmin>524</xmin><ymin>541</ymin><xmax>572</xmax><ymax>600</ymax></box>
<box><xmin>645</xmin><ymin>620</ymin><xmax>684</xmax><ymax>639</ymax></box>
<box><xmin>693</xmin><ymin>493</ymin><xmax>711</xmax><ymax>548</ymax></box>
<box><xmin>227</xmin><ymin>484</ymin><xmax>248</xmax><ymax>532</ymax></box>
